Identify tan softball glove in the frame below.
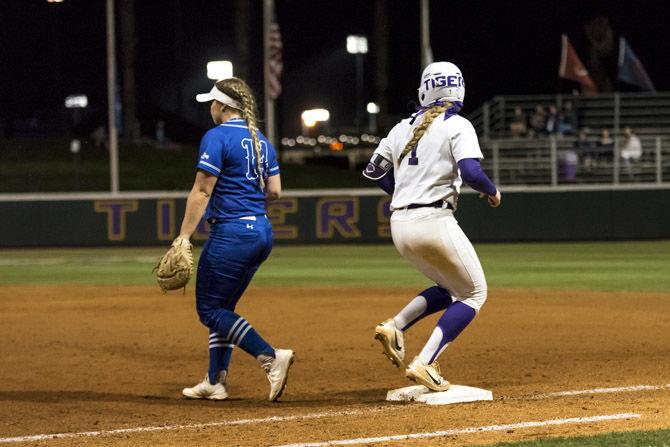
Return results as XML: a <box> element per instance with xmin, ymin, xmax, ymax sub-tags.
<box><xmin>154</xmin><ymin>236</ymin><xmax>193</xmax><ymax>293</ymax></box>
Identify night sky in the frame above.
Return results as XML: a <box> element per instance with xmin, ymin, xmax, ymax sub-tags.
<box><xmin>1</xmin><ymin>0</ymin><xmax>669</xmax><ymax>141</ymax></box>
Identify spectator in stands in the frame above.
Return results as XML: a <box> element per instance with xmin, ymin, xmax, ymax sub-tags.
<box><xmin>574</xmin><ymin>128</ymin><xmax>595</xmax><ymax>171</ymax></box>
<box><xmin>621</xmin><ymin>127</ymin><xmax>642</xmax><ymax>160</ymax></box>
<box><xmin>597</xmin><ymin>128</ymin><xmax>614</xmax><ymax>162</ymax></box>
<box><xmin>529</xmin><ymin>104</ymin><xmax>546</xmax><ymax>138</ymax></box>
<box><xmin>620</xmin><ymin>127</ymin><xmax>642</xmax><ymax>177</ymax></box>
<box><xmin>559</xmin><ymin>147</ymin><xmax>579</xmax><ymax>183</ymax></box>
<box><xmin>559</xmin><ymin>101</ymin><xmax>577</xmax><ymax>135</ymax></box>
<box><xmin>545</xmin><ymin>105</ymin><xmax>560</xmax><ymax>135</ymax></box>
<box><xmin>510</xmin><ymin>106</ymin><xmax>527</xmax><ymax>138</ymax></box>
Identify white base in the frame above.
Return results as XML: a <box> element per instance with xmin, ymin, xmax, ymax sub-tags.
<box><xmin>386</xmin><ymin>384</ymin><xmax>493</xmax><ymax>405</ymax></box>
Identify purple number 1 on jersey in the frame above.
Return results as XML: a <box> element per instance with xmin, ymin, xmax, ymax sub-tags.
<box><xmin>408</xmin><ymin>147</ymin><xmax>418</xmax><ymax>165</ymax></box>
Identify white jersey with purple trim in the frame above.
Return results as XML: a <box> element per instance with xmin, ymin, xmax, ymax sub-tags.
<box><xmin>374</xmin><ymin>114</ymin><xmax>483</xmax><ymax>211</ymax></box>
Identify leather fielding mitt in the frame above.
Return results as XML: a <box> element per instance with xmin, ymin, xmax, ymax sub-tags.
<box><xmin>154</xmin><ymin>236</ymin><xmax>193</xmax><ymax>293</ymax></box>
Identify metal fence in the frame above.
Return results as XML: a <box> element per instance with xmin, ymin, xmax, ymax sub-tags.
<box><xmin>480</xmin><ymin>135</ymin><xmax>670</xmax><ymax>186</ymax></box>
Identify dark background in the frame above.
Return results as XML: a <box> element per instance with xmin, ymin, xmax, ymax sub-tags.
<box><xmin>1</xmin><ymin>0</ymin><xmax>668</xmax><ymax>141</ymax></box>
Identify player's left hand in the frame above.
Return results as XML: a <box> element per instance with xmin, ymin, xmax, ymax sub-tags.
<box><xmin>479</xmin><ymin>190</ymin><xmax>501</xmax><ymax>208</ymax></box>
<box><xmin>153</xmin><ymin>236</ymin><xmax>194</xmax><ymax>293</ymax></box>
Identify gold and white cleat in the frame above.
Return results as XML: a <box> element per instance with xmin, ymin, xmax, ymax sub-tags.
<box><xmin>374</xmin><ymin>319</ymin><xmax>405</xmax><ymax>368</ymax></box>
<box><xmin>405</xmin><ymin>356</ymin><xmax>451</xmax><ymax>392</ymax></box>
<box><xmin>182</xmin><ymin>375</ymin><xmax>229</xmax><ymax>400</ymax></box>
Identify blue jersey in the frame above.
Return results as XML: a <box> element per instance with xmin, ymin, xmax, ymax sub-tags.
<box><xmin>196</xmin><ymin>117</ymin><xmax>280</xmax><ymax>220</ymax></box>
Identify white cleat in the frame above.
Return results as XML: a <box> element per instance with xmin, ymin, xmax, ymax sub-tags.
<box><xmin>405</xmin><ymin>356</ymin><xmax>451</xmax><ymax>392</ymax></box>
<box><xmin>374</xmin><ymin>319</ymin><xmax>405</xmax><ymax>368</ymax></box>
<box><xmin>182</xmin><ymin>375</ymin><xmax>229</xmax><ymax>400</ymax></box>
<box><xmin>263</xmin><ymin>349</ymin><xmax>295</xmax><ymax>402</ymax></box>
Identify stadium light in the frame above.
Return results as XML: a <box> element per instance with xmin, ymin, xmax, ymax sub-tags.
<box><xmin>346</xmin><ymin>35</ymin><xmax>368</xmax><ymax>54</ymax></box>
<box><xmin>367</xmin><ymin>102</ymin><xmax>380</xmax><ymax>134</ymax></box>
<box><xmin>347</xmin><ymin>36</ymin><xmax>368</xmax><ymax>129</ymax></box>
<box><xmin>207</xmin><ymin>61</ymin><xmax>233</xmax><ymax>80</ymax></box>
<box><xmin>65</xmin><ymin>95</ymin><xmax>88</xmax><ymax>109</ymax></box>
<box><xmin>47</xmin><ymin>0</ymin><xmax>64</xmax><ymax>3</ymax></box>
<box><xmin>301</xmin><ymin>109</ymin><xmax>330</xmax><ymax>128</ymax></box>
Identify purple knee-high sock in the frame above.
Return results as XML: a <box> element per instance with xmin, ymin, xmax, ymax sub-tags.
<box><xmin>394</xmin><ymin>286</ymin><xmax>452</xmax><ymax>331</ymax></box>
<box><xmin>418</xmin><ymin>301</ymin><xmax>477</xmax><ymax>364</ymax></box>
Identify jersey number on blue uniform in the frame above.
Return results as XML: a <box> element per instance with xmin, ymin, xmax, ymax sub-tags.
<box><xmin>241</xmin><ymin>139</ymin><xmax>268</xmax><ymax>181</ymax></box>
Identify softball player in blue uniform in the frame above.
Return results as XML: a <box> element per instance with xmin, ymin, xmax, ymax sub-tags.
<box><xmin>179</xmin><ymin>77</ymin><xmax>293</xmax><ymax>401</ymax></box>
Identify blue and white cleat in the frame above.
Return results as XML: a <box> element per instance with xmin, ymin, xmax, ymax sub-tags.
<box><xmin>375</xmin><ymin>319</ymin><xmax>405</xmax><ymax>368</ymax></box>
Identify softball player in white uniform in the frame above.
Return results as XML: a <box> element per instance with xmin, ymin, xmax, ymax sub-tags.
<box><xmin>363</xmin><ymin>62</ymin><xmax>501</xmax><ymax>391</ymax></box>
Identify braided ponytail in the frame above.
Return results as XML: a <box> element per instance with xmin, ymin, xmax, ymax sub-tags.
<box><xmin>397</xmin><ymin>102</ymin><xmax>451</xmax><ymax>165</ymax></box>
<box><xmin>216</xmin><ymin>78</ymin><xmax>265</xmax><ymax>190</ymax></box>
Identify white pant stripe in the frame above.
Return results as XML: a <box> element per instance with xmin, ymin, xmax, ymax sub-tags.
<box><xmin>209</xmin><ymin>343</ymin><xmax>235</xmax><ymax>349</ymax></box>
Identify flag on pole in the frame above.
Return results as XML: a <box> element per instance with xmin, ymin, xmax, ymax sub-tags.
<box><xmin>558</xmin><ymin>34</ymin><xmax>597</xmax><ymax>95</ymax></box>
<box><xmin>267</xmin><ymin>10</ymin><xmax>283</xmax><ymax>100</ymax></box>
<box><xmin>617</xmin><ymin>37</ymin><xmax>656</xmax><ymax>93</ymax></box>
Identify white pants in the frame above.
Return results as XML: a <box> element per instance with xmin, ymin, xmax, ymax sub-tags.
<box><xmin>391</xmin><ymin>207</ymin><xmax>487</xmax><ymax>311</ymax></box>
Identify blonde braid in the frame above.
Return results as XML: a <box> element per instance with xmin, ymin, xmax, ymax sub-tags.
<box><xmin>216</xmin><ymin>78</ymin><xmax>265</xmax><ymax>190</ymax></box>
<box><xmin>397</xmin><ymin>102</ymin><xmax>451</xmax><ymax>165</ymax></box>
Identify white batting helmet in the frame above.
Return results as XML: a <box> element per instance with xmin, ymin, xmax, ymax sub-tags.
<box><xmin>417</xmin><ymin>62</ymin><xmax>465</xmax><ymax>107</ymax></box>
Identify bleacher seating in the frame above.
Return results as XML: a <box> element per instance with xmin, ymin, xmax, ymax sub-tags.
<box><xmin>465</xmin><ymin>92</ymin><xmax>670</xmax><ymax>186</ymax></box>
<box><xmin>468</xmin><ymin>92</ymin><xmax>670</xmax><ymax>139</ymax></box>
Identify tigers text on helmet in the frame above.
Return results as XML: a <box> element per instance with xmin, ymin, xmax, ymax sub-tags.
<box><xmin>417</xmin><ymin>62</ymin><xmax>465</xmax><ymax>107</ymax></box>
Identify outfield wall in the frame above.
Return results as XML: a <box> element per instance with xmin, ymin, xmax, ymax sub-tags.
<box><xmin>1</xmin><ymin>186</ymin><xmax>669</xmax><ymax>247</ymax></box>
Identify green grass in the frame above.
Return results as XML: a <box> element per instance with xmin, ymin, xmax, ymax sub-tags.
<box><xmin>480</xmin><ymin>428</ymin><xmax>670</xmax><ymax>446</ymax></box>
<box><xmin>1</xmin><ymin>241</ymin><xmax>669</xmax><ymax>291</ymax></box>
<box><xmin>477</xmin><ymin>240</ymin><xmax>670</xmax><ymax>292</ymax></box>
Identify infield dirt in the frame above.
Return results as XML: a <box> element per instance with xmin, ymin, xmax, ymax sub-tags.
<box><xmin>1</xmin><ymin>285</ymin><xmax>669</xmax><ymax>446</ymax></box>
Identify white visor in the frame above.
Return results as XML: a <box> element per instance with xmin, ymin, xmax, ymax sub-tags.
<box><xmin>195</xmin><ymin>85</ymin><xmax>242</xmax><ymax>110</ymax></box>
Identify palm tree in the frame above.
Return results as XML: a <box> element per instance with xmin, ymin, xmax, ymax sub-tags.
<box><xmin>584</xmin><ymin>16</ymin><xmax>615</xmax><ymax>93</ymax></box>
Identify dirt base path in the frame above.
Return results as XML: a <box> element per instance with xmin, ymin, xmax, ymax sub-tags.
<box><xmin>1</xmin><ymin>286</ymin><xmax>669</xmax><ymax>446</ymax></box>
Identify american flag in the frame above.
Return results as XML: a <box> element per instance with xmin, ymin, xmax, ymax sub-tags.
<box><xmin>268</xmin><ymin>14</ymin><xmax>283</xmax><ymax>100</ymax></box>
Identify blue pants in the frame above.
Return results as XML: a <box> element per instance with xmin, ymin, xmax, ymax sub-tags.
<box><xmin>196</xmin><ymin>216</ymin><xmax>273</xmax><ymax>330</ymax></box>
<box><xmin>196</xmin><ymin>216</ymin><xmax>275</xmax><ymax>383</ymax></box>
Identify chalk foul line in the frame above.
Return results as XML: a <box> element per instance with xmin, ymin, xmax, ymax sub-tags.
<box><xmin>271</xmin><ymin>413</ymin><xmax>641</xmax><ymax>447</ymax></box>
<box><xmin>0</xmin><ymin>409</ymin><xmax>372</xmax><ymax>444</ymax></box>
<box><xmin>533</xmin><ymin>383</ymin><xmax>670</xmax><ymax>399</ymax></box>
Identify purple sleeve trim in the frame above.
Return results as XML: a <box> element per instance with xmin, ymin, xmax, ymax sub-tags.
<box><xmin>376</xmin><ymin>169</ymin><xmax>395</xmax><ymax>195</ymax></box>
<box><xmin>458</xmin><ymin>158</ymin><xmax>497</xmax><ymax>196</ymax></box>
